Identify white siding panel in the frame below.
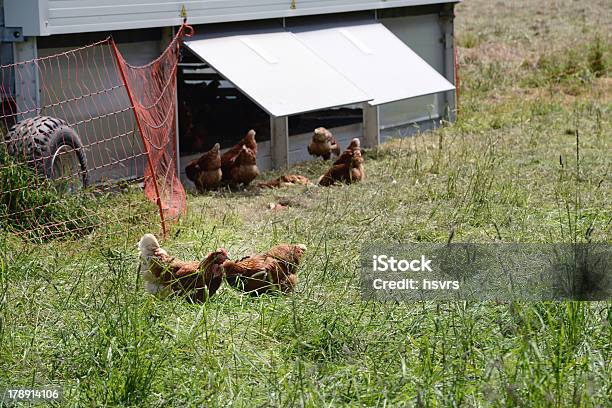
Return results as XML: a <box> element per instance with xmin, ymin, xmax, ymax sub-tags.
<box><xmin>378</xmin><ymin>14</ymin><xmax>446</xmax><ymax>128</ymax></box>
<box><xmin>7</xmin><ymin>0</ymin><xmax>456</xmax><ymax>36</ymax></box>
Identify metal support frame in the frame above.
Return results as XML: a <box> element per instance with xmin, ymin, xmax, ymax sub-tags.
<box><xmin>1</xmin><ymin>27</ymin><xmax>24</xmax><ymax>42</ymax></box>
<box><xmin>13</xmin><ymin>36</ymin><xmax>39</xmax><ymax>121</ymax></box>
<box><xmin>440</xmin><ymin>4</ymin><xmax>456</xmax><ymax>122</ymax></box>
<box><xmin>362</xmin><ymin>103</ymin><xmax>380</xmax><ymax>148</ymax></box>
<box><xmin>270</xmin><ymin>115</ymin><xmax>289</xmax><ymax>169</ymax></box>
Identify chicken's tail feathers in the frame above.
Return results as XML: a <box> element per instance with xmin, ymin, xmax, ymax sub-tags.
<box><xmin>318</xmin><ymin>174</ymin><xmax>334</xmax><ymax>186</ymax></box>
<box><xmin>138</xmin><ymin>233</ymin><xmax>161</xmax><ymax>259</ymax></box>
<box><xmin>184</xmin><ymin>160</ymin><xmax>199</xmax><ymax>182</ymax></box>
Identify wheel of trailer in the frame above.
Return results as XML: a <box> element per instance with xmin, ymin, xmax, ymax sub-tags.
<box><xmin>5</xmin><ymin>116</ymin><xmax>89</xmax><ymax>192</ymax></box>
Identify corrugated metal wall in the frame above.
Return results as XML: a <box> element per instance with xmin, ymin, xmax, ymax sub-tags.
<box><xmin>7</xmin><ymin>0</ymin><xmax>452</xmax><ymax>35</ymax></box>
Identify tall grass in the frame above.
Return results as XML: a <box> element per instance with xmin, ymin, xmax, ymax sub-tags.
<box><xmin>0</xmin><ymin>151</ymin><xmax>100</xmax><ymax>241</ymax></box>
<box><xmin>0</xmin><ymin>0</ymin><xmax>610</xmax><ymax>406</ymax></box>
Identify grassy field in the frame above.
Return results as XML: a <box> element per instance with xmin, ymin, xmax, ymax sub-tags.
<box><xmin>1</xmin><ymin>0</ymin><xmax>611</xmax><ymax>406</ymax></box>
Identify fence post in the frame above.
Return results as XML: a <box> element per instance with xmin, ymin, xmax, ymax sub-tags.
<box><xmin>110</xmin><ymin>39</ymin><xmax>168</xmax><ymax>239</ymax></box>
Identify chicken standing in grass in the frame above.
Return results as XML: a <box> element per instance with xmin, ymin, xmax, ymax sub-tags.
<box><xmin>228</xmin><ymin>145</ymin><xmax>260</xmax><ymax>186</ymax></box>
<box><xmin>258</xmin><ymin>174</ymin><xmax>311</xmax><ymax>189</ymax></box>
<box><xmin>221</xmin><ymin>129</ymin><xmax>257</xmax><ymax>180</ymax></box>
<box><xmin>319</xmin><ymin>138</ymin><xmax>365</xmax><ymax>186</ymax></box>
<box><xmin>184</xmin><ymin>143</ymin><xmax>222</xmax><ymax>192</ymax></box>
<box><xmin>307</xmin><ymin>127</ymin><xmax>341</xmax><ymax>160</ymax></box>
<box><xmin>223</xmin><ymin>244</ymin><xmax>307</xmax><ymax>295</ymax></box>
<box><xmin>138</xmin><ymin>234</ymin><xmax>228</xmax><ymax>302</ymax></box>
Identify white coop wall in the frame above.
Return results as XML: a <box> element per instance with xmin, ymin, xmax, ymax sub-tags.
<box><xmin>379</xmin><ymin>13</ymin><xmax>447</xmax><ymax>130</ymax></box>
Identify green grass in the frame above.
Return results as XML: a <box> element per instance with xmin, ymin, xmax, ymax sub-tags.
<box><xmin>1</xmin><ymin>0</ymin><xmax>611</xmax><ymax>406</ymax></box>
<box><xmin>0</xmin><ymin>152</ymin><xmax>99</xmax><ymax>241</ymax></box>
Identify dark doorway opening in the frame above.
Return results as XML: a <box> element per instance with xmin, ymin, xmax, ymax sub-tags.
<box><xmin>288</xmin><ymin>107</ymin><xmax>363</xmax><ymax>136</ymax></box>
<box><xmin>177</xmin><ymin>46</ymin><xmax>270</xmax><ymax>156</ymax></box>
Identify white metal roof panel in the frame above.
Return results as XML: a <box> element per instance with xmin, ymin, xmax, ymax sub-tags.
<box><xmin>184</xmin><ymin>29</ymin><xmax>370</xmax><ymax>117</ymax></box>
<box><xmin>293</xmin><ymin>22</ymin><xmax>455</xmax><ymax>106</ymax></box>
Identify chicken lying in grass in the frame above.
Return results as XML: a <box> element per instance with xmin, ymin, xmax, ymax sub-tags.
<box><xmin>258</xmin><ymin>174</ymin><xmax>311</xmax><ymax>189</ymax></box>
<box><xmin>184</xmin><ymin>143</ymin><xmax>222</xmax><ymax>192</ymax></box>
<box><xmin>223</xmin><ymin>244</ymin><xmax>307</xmax><ymax>295</ymax></box>
<box><xmin>138</xmin><ymin>234</ymin><xmax>228</xmax><ymax>302</ymax></box>
<box><xmin>318</xmin><ymin>138</ymin><xmax>365</xmax><ymax>186</ymax></box>
<box><xmin>307</xmin><ymin>127</ymin><xmax>341</xmax><ymax>160</ymax></box>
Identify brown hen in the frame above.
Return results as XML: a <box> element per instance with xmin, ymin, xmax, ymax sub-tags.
<box><xmin>333</xmin><ymin>138</ymin><xmax>362</xmax><ymax>165</ymax></box>
<box><xmin>319</xmin><ymin>148</ymin><xmax>365</xmax><ymax>186</ymax></box>
<box><xmin>185</xmin><ymin>143</ymin><xmax>222</xmax><ymax>192</ymax></box>
<box><xmin>223</xmin><ymin>244</ymin><xmax>307</xmax><ymax>295</ymax></box>
<box><xmin>307</xmin><ymin>127</ymin><xmax>341</xmax><ymax>160</ymax></box>
<box><xmin>228</xmin><ymin>145</ymin><xmax>260</xmax><ymax>186</ymax></box>
<box><xmin>138</xmin><ymin>234</ymin><xmax>228</xmax><ymax>302</ymax></box>
<box><xmin>221</xmin><ymin>129</ymin><xmax>257</xmax><ymax>179</ymax></box>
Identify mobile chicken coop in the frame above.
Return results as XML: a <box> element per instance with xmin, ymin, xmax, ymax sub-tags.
<box><xmin>1</xmin><ymin>0</ymin><xmax>458</xmax><ymax>190</ymax></box>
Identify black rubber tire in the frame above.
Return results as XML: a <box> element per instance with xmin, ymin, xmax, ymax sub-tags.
<box><xmin>5</xmin><ymin>116</ymin><xmax>88</xmax><ymax>189</ymax></box>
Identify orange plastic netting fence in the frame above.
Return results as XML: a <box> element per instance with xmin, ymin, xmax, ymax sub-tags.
<box><xmin>112</xmin><ymin>26</ymin><xmax>190</xmax><ymax>231</ymax></box>
<box><xmin>0</xmin><ymin>26</ymin><xmax>188</xmax><ymax>241</ymax></box>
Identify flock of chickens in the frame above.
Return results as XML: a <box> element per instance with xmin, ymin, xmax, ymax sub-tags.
<box><xmin>139</xmin><ymin>233</ymin><xmax>306</xmax><ymax>301</ymax></box>
<box><xmin>140</xmin><ymin>127</ymin><xmax>366</xmax><ymax>302</ymax></box>
<box><xmin>184</xmin><ymin>127</ymin><xmax>365</xmax><ymax>192</ymax></box>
